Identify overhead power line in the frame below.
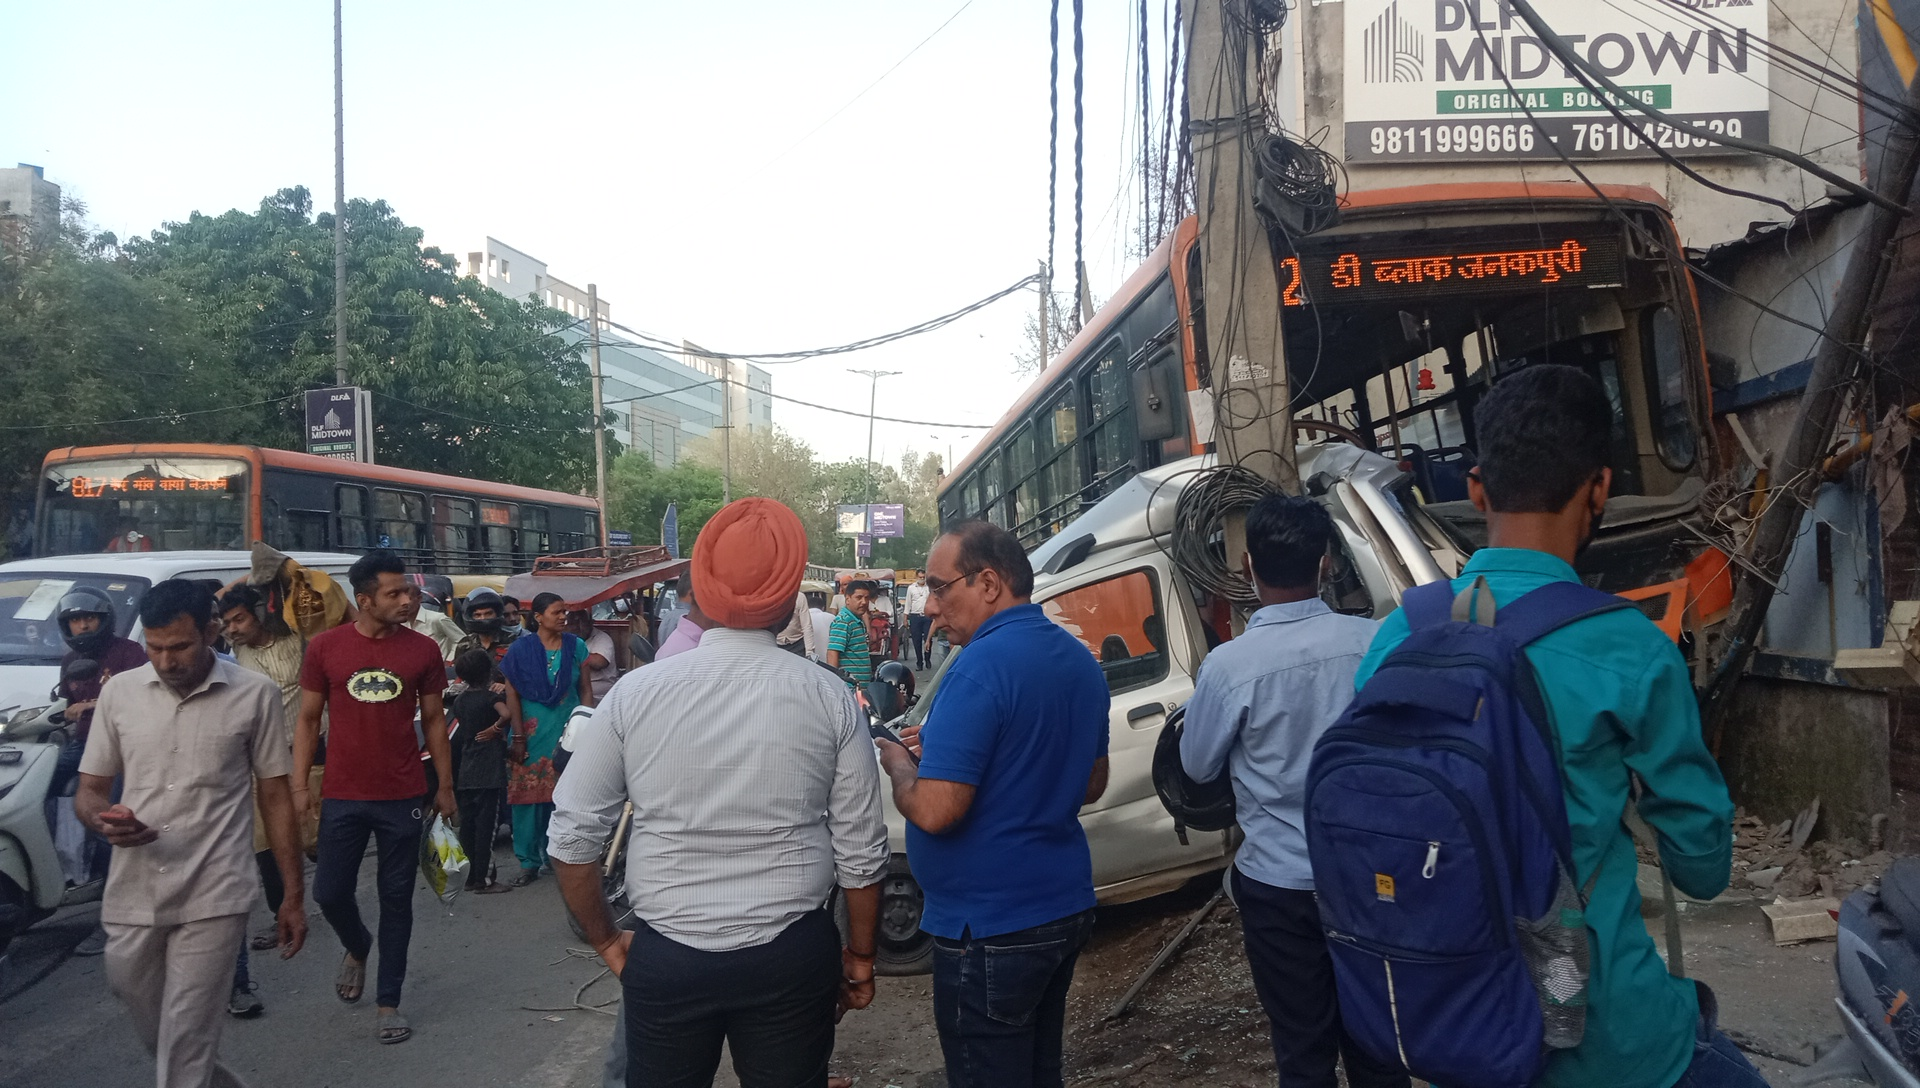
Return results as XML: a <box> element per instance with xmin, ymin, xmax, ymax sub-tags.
<box><xmin>593</xmin><ymin>275</ymin><xmax>1040</xmax><ymax>364</ymax></box>
<box><xmin>767</xmin><ymin>0</ymin><xmax>976</xmax><ymax>165</ymax></box>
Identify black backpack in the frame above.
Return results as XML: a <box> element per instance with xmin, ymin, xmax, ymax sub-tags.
<box><xmin>1152</xmin><ymin>705</ymin><xmax>1236</xmax><ymax>844</ymax></box>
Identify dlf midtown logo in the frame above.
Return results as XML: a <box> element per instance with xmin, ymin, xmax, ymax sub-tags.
<box><xmin>1362</xmin><ymin>0</ymin><xmax>1426</xmax><ymax>83</ymax></box>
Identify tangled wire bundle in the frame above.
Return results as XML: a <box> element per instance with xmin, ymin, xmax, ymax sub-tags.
<box><xmin>1169</xmin><ymin>465</ymin><xmax>1281</xmax><ymax>606</ymax></box>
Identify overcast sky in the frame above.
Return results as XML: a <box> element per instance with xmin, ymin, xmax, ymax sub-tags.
<box><xmin>5</xmin><ymin>0</ymin><xmax>1171</xmax><ymax>470</ymax></box>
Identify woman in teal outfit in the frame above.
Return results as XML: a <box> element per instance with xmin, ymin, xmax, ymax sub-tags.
<box><xmin>501</xmin><ymin>592</ymin><xmax>593</xmax><ymax>886</ymax></box>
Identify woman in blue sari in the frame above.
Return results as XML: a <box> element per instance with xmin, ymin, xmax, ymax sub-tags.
<box><xmin>502</xmin><ymin>592</ymin><xmax>593</xmax><ymax>886</ymax></box>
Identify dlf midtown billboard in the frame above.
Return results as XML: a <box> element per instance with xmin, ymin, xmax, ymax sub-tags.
<box><xmin>1344</xmin><ymin>0</ymin><xmax>1769</xmax><ymax>163</ymax></box>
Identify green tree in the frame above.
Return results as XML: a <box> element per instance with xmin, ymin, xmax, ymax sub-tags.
<box><xmin>605</xmin><ymin>451</ymin><xmax>725</xmax><ymax>557</ymax></box>
<box><xmin>123</xmin><ymin>187</ymin><xmax>609</xmax><ymax>491</ymax></box>
<box><xmin>0</xmin><ymin>205</ymin><xmax>223</xmax><ymax>531</ymax></box>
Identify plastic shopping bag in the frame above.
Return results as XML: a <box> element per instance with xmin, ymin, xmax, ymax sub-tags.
<box><xmin>419</xmin><ymin>815</ymin><xmax>470</xmax><ymax>903</ymax></box>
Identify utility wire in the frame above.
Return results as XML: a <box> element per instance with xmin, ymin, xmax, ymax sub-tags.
<box><xmin>761</xmin><ymin>388</ymin><xmax>992</xmax><ymax>429</ymax></box>
<box><xmin>1049</xmin><ymin>0</ymin><xmax>1061</xmax><ymax>284</ymax></box>
<box><xmin>0</xmin><ymin>392</ymin><xmax>304</xmax><ymax>431</ymax></box>
<box><xmin>766</xmin><ymin>0</ymin><xmax>976</xmax><ymax>165</ymax></box>
<box><xmin>588</xmin><ymin>276</ymin><xmax>1040</xmax><ymax>364</ymax></box>
<box><xmin>1073</xmin><ymin>0</ymin><xmax>1087</xmax><ymax>329</ymax></box>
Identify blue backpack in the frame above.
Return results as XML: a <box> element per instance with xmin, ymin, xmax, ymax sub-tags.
<box><xmin>1303</xmin><ymin>577</ymin><xmax>1630</xmax><ymax>1088</ymax></box>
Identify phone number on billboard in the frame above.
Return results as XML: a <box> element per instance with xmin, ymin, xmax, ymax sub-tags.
<box><xmin>1350</xmin><ymin>115</ymin><xmax>1750</xmax><ymax>161</ymax></box>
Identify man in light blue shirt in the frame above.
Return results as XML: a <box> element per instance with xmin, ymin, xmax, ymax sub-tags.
<box><xmin>1181</xmin><ymin>494</ymin><xmax>1407</xmax><ymax>1088</ymax></box>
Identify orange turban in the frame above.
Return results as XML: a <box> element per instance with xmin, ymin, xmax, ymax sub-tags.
<box><xmin>691</xmin><ymin>497</ymin><xmax>809</xmax><ymax>630</ymax></box>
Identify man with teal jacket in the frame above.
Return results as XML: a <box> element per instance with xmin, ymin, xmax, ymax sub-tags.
<box><xmin>1355</xmin><ymin>365</ymin><xmax>1759</xmax><ymax>1088</ymax></box>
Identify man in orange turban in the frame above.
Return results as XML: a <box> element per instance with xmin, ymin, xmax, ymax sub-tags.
<box><xmin>688</xmin><ymin>497</ymin><xmax>810</xmax><ymax>630</ymax></box>
<box><xmin>550</xmin><ymin>495</ymin><xmax>888</xmax><ymax>1087</ymax></box>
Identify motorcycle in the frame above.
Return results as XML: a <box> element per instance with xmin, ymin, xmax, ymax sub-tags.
<box><xmin>1796</xmin><ymin>857</ymin><xmax>1920</xmax><ymax>1088</ymax></box>
<box><xmin>0</xmin><ymin>658</ymin><xmax>102</xmax><ymax>963</ymax></box>
<box><xmin>558</xmin><ymin>703</ymin><xmax>636</xmax><ymax>944</ymax></box>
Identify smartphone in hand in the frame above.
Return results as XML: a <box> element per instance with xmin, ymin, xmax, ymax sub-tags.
<box><xmin>868</xmin><ymin>719</ymin><xmax>918</xmax><ymax>763</ymax></box>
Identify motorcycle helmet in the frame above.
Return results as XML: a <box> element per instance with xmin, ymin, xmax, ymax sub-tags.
<box><xmin>463</xmin><ymin>587</ymin><xmax>505</xmax><ymax>634</ymax></box>
<box><xmin>873</xmin><ymin>660</ymin><xmax>917</xmax><ymax>705</ymax></box>
<box><xmin>1152</xmin><ymin>705</ymin><xmax>1236</xmax><ymax>844</ymax></box>
<box><xmin>56</xmin><ymin>587</ymin><xmax>116</xmax><ymax>658</ymax></box>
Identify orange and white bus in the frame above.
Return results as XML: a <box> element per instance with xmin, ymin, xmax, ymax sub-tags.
<box><xmin>938</xmin><ymin>182</ymin><xmax>1724</xmax><ymax>615</ymax></box>
<box><xmin>35</xmin><ymin>444</ymin><xmax>600</xmax><ymax>575</ymax></box>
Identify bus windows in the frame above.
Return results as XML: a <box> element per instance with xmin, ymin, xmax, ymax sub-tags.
<box><xmin>1037</xmin><ymin>392</ymin><xmax>1082</xmax><ymax>536</ymax></box>
<box><xmin>1008</xmin><ymin>423</ymin><xmax>1039</xmax><ymax>542</ymax></box>
<box><xmin>433</xmin><ymin>496</ymin><xmax>478</xmax><ymax>568</ymax></box>
<box><xmin>518</xmin><ymin>505</ymin><xmax>550</xmax><ymax>560</ymax></box>
<box><xmin>480</xmin><ymin>502</ymin><xmax>516</xmax><ymax>569</ymax></box>
<box><xmin>1086</xmin><ymin>351</ymin><xmax>1137</xmax><ymax>500</ymax></box>
<box><xmin>982</xmin><ymin>450</ymin><xmax>1009</xmax><ymax>529</ymax></box>
<box><xmin>335</xmin><ymin>485</ymin><xmax>370</xmax><ymax>550</ymax></box>
<box><xmin>38</xmin><ymin>456</ymin><xmax>249</xmax><ymax>555</ymax></box>
<box><xmin>374</xmin><ymin>489</ymin><xmax>428</xmax><ymax>554</ymax></box>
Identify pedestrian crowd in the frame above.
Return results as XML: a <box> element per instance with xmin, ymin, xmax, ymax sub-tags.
<box><xmin>67</xmin><ymin>364</ymin><xmax>1760</xmax><ymax>1088</ymax></box>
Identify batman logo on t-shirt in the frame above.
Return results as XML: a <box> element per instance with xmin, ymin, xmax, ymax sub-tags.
<box><xmin>347</xmin><ymin>668</ymin><xmax>405</xmax><ymax>703</ymax></box>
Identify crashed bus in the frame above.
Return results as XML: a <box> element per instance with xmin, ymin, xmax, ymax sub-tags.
<box><xmin>940</xmin><ymin>182</ymin><xmax>1728</xmax><ymax>639</ymax></box>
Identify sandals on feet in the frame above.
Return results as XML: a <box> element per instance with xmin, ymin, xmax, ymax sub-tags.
<box><xmin>376</xmin><ymin>1009</ymin><xmax>411</xmax><ymax>1044</ymax></box>
<box><xmin>507</xmin><ymin>869</ymin><xmax>540</xmax><ymax>888</ymax></box>
<box><xmin>474</xmin><ymin>881</ymin><xmax>513</xmax><ymax>894</ymax></box>
<box><xmin>335</xmin><ymin>954</ymin><xmax>365</xmax><ymax>1004</ymax></box>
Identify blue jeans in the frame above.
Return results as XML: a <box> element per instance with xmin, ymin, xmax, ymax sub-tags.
<box><xmin>313</xmin><ymin>798</ymin><xmax>422</xmax><ymax>1009</ymax></box>
<box><xmin>931</xmin><ymin>909</ymin><xmax>1095</xmax><ymax>1088</ymax></box>
<box><xmin>1672</xmin><ymin>982</ymin><xmax>1769</xmax><ymax>1088</ymax></box>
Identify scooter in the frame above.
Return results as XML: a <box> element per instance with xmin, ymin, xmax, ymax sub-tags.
<box><xmin>0</xmin><ymin>658</ymin><xmax>102</xmax><ymax>963</ymax></box>
<box><xmin>1795</xmin><ymin>858</ymin><xmax>1920</xmax><ymax>1088</ymax></box>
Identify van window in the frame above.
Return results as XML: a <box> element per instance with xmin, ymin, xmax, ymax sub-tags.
<box><xmin>0</xmin><ymin>572</ymin><xmax>149</xmax><ymax>666</ymax></box>
<box><xmin>1041</xmin><ymin>568</ymin><xmax>1169</xmax><ymax>695</ymax></box>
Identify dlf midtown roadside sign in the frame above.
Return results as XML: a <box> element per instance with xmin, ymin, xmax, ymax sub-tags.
<box><xmin>305</xmin><ymin>386</ymin><xmax>372</xmax><ymax>461</ymax></box>
<box><xmin>1343</xmin><ymin>0</ymin><xmax>1769</xmax><ymax>163</ymax></box>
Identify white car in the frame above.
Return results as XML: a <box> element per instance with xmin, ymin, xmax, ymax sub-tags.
<box><xmin>0</xmin><ymin>550</ymin><xmax>361</xmax><ymax>716</ymax></box>
<box><xmin>866</xmin><ymin>445</ymin><xmax>1448</xmax><ymax>973</ymax></box>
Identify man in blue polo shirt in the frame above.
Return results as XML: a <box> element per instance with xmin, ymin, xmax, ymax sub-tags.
<box><xmin>876</xmin><ymin>521</ymin><xmax>1109</xmax><ymax>1088</ymax></box>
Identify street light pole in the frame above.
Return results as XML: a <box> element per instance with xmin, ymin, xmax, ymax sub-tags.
<box><xmin>588</xmin><ymin>284</ymin><xmax>608</xmax><ymax>548</ymax></box>
<box><xmin>332</xmin><ymin>0</ymin><xmax>348</xmax><ymax>389</ymax></box>
<box><xmin>849</xmin><ymin>368</ymin><xmax>902</xmax><ymax>541</ymax></box>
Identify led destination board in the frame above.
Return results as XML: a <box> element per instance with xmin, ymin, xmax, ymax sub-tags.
<box><xmin>1278</xmin><ymin>231</ymin><xmax>1623</xmax><ymax>306</ymax></box>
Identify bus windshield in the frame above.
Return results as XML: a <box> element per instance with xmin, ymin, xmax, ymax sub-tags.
<box><xmin>39</xmin><ymin>456</ymin><xmax>250</xmax><ymax>555</ymax></box>
<box><xmin>0</xmin><ymin>572</ymin><xmax>149</xmax><ymax>667</ymax></box>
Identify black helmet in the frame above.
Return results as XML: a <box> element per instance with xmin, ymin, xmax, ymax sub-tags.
<box><xmin>873</xmin><ymin>660</ymin><xmax>917</xmax><ymax>702</ymax></box>
<box><xmin>463</xmin><ymin>587</ymin><xmax>505</xmax><ymax>633</ymax></box>
<box><xmin>56</xmin><ymin>587</ymin><xmax>116</xmax><ymax>657</ymax></box>
<box><xmin>1152</xmin><ymin>705</ymin><xmax>1236</xmax><ymax>844</ymax></box>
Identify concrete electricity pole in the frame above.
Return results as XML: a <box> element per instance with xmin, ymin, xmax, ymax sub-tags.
<box><xmin>720</xmin><ymin>363</ymin><xmax>732</xmax><ymax>505</ymax></box>
<box><xmin>587</xmin><ymin>284</ymin><xmax>609</xmax><ymax>548</ymax></box>
<box><xmin>332</xmin><ymin>0</ymin><xmax>348</xmax><ymax>389</ymax></box>
<box><xmin>850</xmin><ymin>369</ymin><xmax>902</xmax><ymax>537</ymax></box>
<box><xmin>1180</xmin><ymin>0</ymin><xmax>1295</xmax><ymax>490</ymax></box>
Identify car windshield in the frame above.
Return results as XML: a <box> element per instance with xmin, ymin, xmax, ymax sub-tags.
<box><xmin>0</xmin><ymin>572</ymin><xmax>149</xmax><ymax>666</ymax></box>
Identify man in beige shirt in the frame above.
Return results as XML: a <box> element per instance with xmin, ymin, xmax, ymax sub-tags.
<box><xmin>77</xmin><ymin>579</ymin><xmax>308</xmax><ymax>1088</ymax></box>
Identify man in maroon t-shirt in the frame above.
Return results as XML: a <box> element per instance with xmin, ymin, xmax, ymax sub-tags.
<box><xmin>293</xmin><ymin>550</ymin><xmax>453</xmax><ymax>1046</ymax></box>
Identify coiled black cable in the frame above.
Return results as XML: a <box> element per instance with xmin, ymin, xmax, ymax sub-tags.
<box><xmin>1170</xmin><ymin>465</ymin><xmax>1280</xmax><ymax>605</ymax></box>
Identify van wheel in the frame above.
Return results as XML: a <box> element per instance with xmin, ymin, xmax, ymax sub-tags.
<box><xmin>832</xmin><ymin>855</ymin><xmax>935</xmax><ymax>976</ymax></box>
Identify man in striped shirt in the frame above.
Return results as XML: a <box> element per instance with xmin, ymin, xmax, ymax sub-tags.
<box><xmin>825</xmin><ymin>581</ymin><xmax>875</xmax><ymax>688</ymax></box>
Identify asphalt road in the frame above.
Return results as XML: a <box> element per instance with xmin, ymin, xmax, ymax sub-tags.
<box><xmin>0</xmin><ymin>842</ymin><xmax>624</xmax><ymax>1088</ymax></box>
